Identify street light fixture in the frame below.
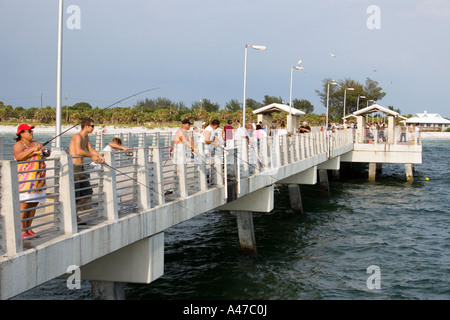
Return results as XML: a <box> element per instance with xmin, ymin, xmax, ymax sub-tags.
<box><xmin>343</xmin><ymin>87</ymin><xmax>354</xmax><ymax>122</ymax></box>
<box><xmin>242</xmin><ymin>44</ymin><xmax>266</xmax><ymax>127</ymax></box>
<box><xmin>289</xmin><ymin>60</ymin><xmax>304</xmax><ymax>132</ymax></box>
<box><xmin>326</xmin><ymin>81</ymin><xmax>338</xmax><ymax>130</ymax></box>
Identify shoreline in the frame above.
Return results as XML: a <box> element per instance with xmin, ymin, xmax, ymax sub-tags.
<box><xmin>0</xmin><ymin>125</ymin><xmax>449</xmax><ymax>140</ymax></box>
<box><xmin>0</xmin><ymin>124</ymin><xmax>178</xmax><ymax>135</ymax></box>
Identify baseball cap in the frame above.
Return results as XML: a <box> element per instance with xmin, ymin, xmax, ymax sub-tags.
<box><xmin>17</xmin><ymin>124</ymin><xmax>34</xmax><ymax>135</ymax></box>
<box><xmin>181</xmin><ymin>119</ymin><xmax>191</xmax><ymax>125</ymax></box>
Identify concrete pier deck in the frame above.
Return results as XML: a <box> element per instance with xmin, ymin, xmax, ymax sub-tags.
<box><xmin>0</xmin><ymin>128</ymin><xmax>421</xmax><ymax>299</ymax></box>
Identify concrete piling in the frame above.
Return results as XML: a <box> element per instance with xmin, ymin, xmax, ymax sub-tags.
<box><xmin>91</xmin><ymin>281</ymin><xmax>125</xmax><ymax>300</ymax></box>
<box><xmin>405</xmin><ymin>163</ymin><xmax>414</xmax><ymax>182</ymax></box>
<box><xmin>288</xmin><ymin>184</ymin><xmax>304</xmax><ymax>214</ymax></box>
<box><xmin>318</xmin><ymin>169</ymin><xmax>330</xmax><ymax>197</ymax></box>
<box><xmin>236</xmin><ymin>211</ymin><xmax>257</xmax><ymax>257</ymax></box>
<box><xmin>368</xmin><ymin>163</ymin><xmax>377</xmax><ymax>182</ymax></box>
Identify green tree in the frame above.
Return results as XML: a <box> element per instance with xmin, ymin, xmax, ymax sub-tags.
<box><xmin>262</xmin><ymin>95</ymin><xmax>283</xmax><ymax>105</ymax></box>
<box><xmin>72</xmin><ymin>102</ymin><xmax>92</xmax><ymax>112</ymax></box>
<box><xmin>245</xmin><ymin>98</ymin><xmax>262</xmax><ymax>110</ymax></box>
<box><xmin>316</xmin><ymin>77</ymin><xmax>386</xmax><ymax>120</ymax></box>
<box><xmin>225</xmin><ymin>99</ymin><xmax>241</xmax><ymax>112</ymax></box>
<box><xmin>0</xmin><ymin>104</ymin><xmax>13</xmax><ymax>121</ymax></box>
<box><xmin>192</xmin><ymin>98</ymin><xmax>220</xmax><ymax>113</ymax></box>
<box><xmin>292</xmin><ymin>99</ymin><xmax>314</xmax><ymax>114</ymax></box>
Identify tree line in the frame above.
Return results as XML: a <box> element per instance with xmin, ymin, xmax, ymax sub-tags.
<box><xmin>0</xmin><ymin>77</ymin><xmax>410</xmax><ymax>127</ymax></box>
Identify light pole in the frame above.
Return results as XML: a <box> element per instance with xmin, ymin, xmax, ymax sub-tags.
<box><xmin>55</xmin><ymin>0</ymin><xmax>64</xmax><ymax>149</ymax></box>
<box><xmin>343</xmin><ymin>87</ymin><xmax>354</xmax><ymax>123</ymax></box>
<box><xmin>289</xmin><ymin>60</ymin><xmax>304</xmax><ymax>132</ymax></box>
<box><xmin>242</xmin><ymin>44</ymin><xmax>266</xmax><ymax>127</ymax></box>
<box><xmin>357</xmin><ymin>95</ymin><xmax>365</xmax><ymax>111</ymax></box>
<box><xmin>326</xmin><ymin>81</ymin><xmax>337</xmax><ymax>130</ymax></box>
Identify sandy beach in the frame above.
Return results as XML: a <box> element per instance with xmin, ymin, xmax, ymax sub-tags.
<box><xmin>0</xmin><ymin>124</ymin><xmax>178</xmax><ymax>135</ymax></box>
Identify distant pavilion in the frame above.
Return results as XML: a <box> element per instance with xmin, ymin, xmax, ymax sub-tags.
<box><xmin>405</xmin><ymin>111</ymin><xmax>450</xmax><ymax>132</ymax></box>
<box><xmin>252</xmin><ymin>103</ymin><xmax>305</xmax><ymax>133</ymax></box>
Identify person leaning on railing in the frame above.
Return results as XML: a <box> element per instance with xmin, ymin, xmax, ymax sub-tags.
<box><xmin>13</xmin><ymin>124</ymin><xmax>51</xmax><ymax>239</ymax></box>
<box><xmin>103</xmin><ymin>137</ymin><xmax>130</xmax><ymax>152</ymax></box>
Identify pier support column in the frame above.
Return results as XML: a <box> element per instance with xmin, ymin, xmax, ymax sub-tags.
<box><xmin>405</xmin><ymin>163</ymin><xmax>414</xmax><ymax>182</ymax></box>
<box><xmin>376</xmin><ymin>163</ymin><xmax>383</xmax><ymax>174</ymax></box>
<box><xmin>330</xmin><ymin>170</ymin><xmax>339</xmax><ymax>181</ymax></box>
<box><xmin>368</xmin><ymin>163</ymin><xmax>377</xmax><ymax>182</ymax></box>
<box><xmin>288</xmin><ymin>184</ymin><xmax>303</xmax><ymax>214</ymax></box>
<box><xmin>236</xmin><ymin>211</ymin><xmax>257</xmax><ymax>257</ymax></box>
<box><xmin>91</xmin><ymin>281</ymin><xmax>125</xmax><ymax>300</ymax></box>
<box><xmin>318</xmin><ymin>169</ymin><xmax>330</xmax><ymax>197</ymax></box>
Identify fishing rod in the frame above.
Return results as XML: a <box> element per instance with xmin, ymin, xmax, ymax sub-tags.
<box><xmin>42</xmin><ymin>87</ymin><xmax>161</xmax><ymax>147</ymax></box>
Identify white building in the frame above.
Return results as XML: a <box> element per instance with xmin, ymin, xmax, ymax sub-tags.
<box><xmin>405</xmin><ymin>111</ymin><xmax>450</xmax><ymax>132</ymax></box>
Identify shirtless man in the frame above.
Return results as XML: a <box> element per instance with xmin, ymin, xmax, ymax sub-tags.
<box><xmin>69</xmin><ymin>118</ymin><xmax>104</xmax><ymax>222</ymax></box>
<box><xmin>173</xmin><ymin>119</ymin><xmax>197</xmax><ymax>154</ymax></box>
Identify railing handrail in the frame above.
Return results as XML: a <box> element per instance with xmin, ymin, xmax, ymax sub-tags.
<box><xmin>0</xmin><ymin>129</ymin><xmax>354</xmax><ymax>256</ymax></box>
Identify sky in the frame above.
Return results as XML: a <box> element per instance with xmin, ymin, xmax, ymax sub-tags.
<box><xmin>1</xmin><ymin>0</ymin><xmax>450</xmax><ymax>118</ymax></box>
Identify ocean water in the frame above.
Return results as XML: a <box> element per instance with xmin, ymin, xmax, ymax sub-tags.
<box><xmin>7</xmin><ymin>137</ymin><xmax>450</xmax><ymax>300</ymax></box>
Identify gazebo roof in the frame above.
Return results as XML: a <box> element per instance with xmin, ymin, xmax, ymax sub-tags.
<box><xmin>252</xmin><ymin>103</ymin><xmax>305</xmax><ymax>116</ymax></box>
<box><xmin>352</xmin><ymin>104</ymin><xmax>405</xmax><ymax>118</ymax></box>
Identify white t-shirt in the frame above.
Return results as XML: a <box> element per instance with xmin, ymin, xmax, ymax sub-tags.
<box><xmin>277</xmin><ymin>128</ymin><xmax>288</xmax><ymax>135</ymax></box>
<box><xmin>103</xmin><ymin>145</ymin><xmax>113</xmax><ymax>151</ymax></box>
<box><xmin>200</xmin><ymin>125</ymin><xmax>217</xmax><ymax>154</ymax></box>
<box><xmin>234</xmin><ymin>126</ymin><xmax>249</xmax><ymax>140</ymax></box>
<box><xmin>200</xmin><ymin>125</ymin><xmax>216</xmax><ymax>143</ymax></box>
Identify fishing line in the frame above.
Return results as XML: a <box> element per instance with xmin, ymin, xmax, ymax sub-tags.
<box><xmin>42</xmin><ymin>87</ymin><xmax>161</xmax><ymax>147</ymax></box>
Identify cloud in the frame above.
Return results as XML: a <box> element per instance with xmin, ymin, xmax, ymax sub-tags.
<box><xmin>400</xmin><ymin>0</ymin><xmax>450</xmax><ymax>18</ymax></box>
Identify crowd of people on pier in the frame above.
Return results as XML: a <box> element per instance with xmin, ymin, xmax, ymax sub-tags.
<box><xmin>11</xmin><ymin>116</ymin><xmax>423</xmax><ymax>240</ymax></box>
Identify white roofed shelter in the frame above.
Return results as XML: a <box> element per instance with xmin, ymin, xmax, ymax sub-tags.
<box><xmin>405</xmin><ymin>111</ymin><xmax>450</xmax><ymax>132</ymax></box>
<box><xmin>252</xmin><ymin>103</ymin><xmax>305</xmax><ymax>132</ymax></box>
<box><xmin>344</xmin><ymin>103</ymin><xmax>406</xmax><ymax>144</ymax></box>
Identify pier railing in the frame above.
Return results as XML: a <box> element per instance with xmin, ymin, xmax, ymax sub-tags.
<box><xmin>0</xmin><ymin>129</ymin><xmax>353</xmax><ymax>257</ymax></box>
<box><xmin>355</xmin><ymin>127</ymin><xmax>422</xmax><ymax>145</ymax></box>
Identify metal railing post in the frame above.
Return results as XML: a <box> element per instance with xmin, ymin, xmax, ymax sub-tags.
<box><xmin>101</xmin><ymin>152</ymin><xmax>119</xmax><ymax>221</ymax></box>
<box><xmin>196</xmin><ymin>142</ymin><xmax>208</xmax><ymax>191</ymax></box>
<box><xmin>136</xmin><ymin>148</ymin><xmax>151</xmax><ymax>211</ymax></box>
<box><xmin>295</xmin><ymin>134</ymin><xmax>300</xmax><ymax>161</ymax></box>
<box><xmin>150</xmin><ymin>146</ymin><xmax>165</xmax><ymax>206</ymax></box>
<box><xmin>174</xmin><ymin>144</ymin><xmax>188</xmax><ymax>198</ymax></box>
<box><xmin>55</xmin><ymin>151</ymin><xmax>77</xmax><ymax>235</ymax></box>
<box><xmin>214</xmin><ymin>147</ymin><xmax>224</xmax><ymax>187</ymax></box>
<box><xmin>241</xmin><ymin>139</ymin><xmax>249</xmax><ymax>176</ymax></box>
<box><xmin>1</xmin><ymin>161</ymin><xmax>23</xmax><ymax>254</ymax></box>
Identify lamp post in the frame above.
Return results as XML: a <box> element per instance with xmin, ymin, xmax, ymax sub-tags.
<box><xmin>289</xmin><ymin>60</ymin><xmax>304</xmax><ymax>132</ymax></box>
<box><xmin>343</xmin><ymin>87</ymin><xmax>354</xmax><ymax>123</ymax></box>
<box><xmin>326</xmin><ymin>81</ymin><xmax>337</xmax><ymax>130</ymax></box>
<box><xmin>357</xmin><ymin>95</ymin><xmax>366</xmax><ymax>111</ymax></box>
<box><xmin>242</xmin><ymin>44</ymin><xmax>266</xmax><ymax>127</ymax></box>
<box><xmin>55</xmin><ymin>0</ymin><xmax>64</xmax><ymax>149</ymax></box>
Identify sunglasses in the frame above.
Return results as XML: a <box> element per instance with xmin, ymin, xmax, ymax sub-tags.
<box><xmin>89</xmin><ymin>125</ymin><xmax>95</xmax><ymax>128</ymax></box>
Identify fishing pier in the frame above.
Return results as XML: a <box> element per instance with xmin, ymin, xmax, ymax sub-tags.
<box><xmin>0</xmin><ymin>121</ymin><xmax>422</xmax><ymax>299</ymax></box>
